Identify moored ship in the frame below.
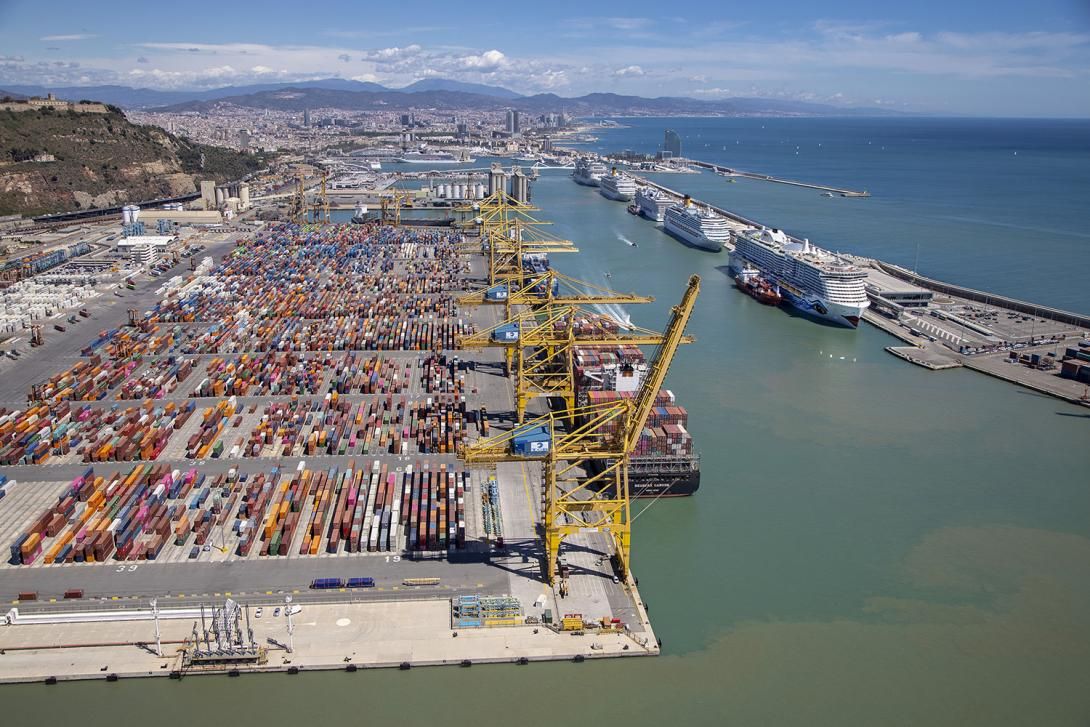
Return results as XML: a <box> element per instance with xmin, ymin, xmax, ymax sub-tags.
<box><xmin>634</xmin><ymin>186</ymin><xmax>672</xmax><ymax>222</ymax></box>
<box><xmin>734</xmin><ymin>265</ymin><xmax>783</xmax><ymax>305</ymax></box>
<box><xmin>572</xmin><ymin>157</ymin><xmax>607</xmax><ymax>186</ymax></box>
<box><xmin>565</xmin><ymin>317</ymin><xmax>700</xmax><ymax>498</ymax></box>
<box><xmin>730</xmin><ymin>227</ymin><xmax>869</xmax><ymax>327</ymax></box>
<box><xmin>662</xmin><ymin>196</ymin><xmax>730</xmax><ymax>252</ymax></box>
<box><xmin>599</xmin><ymin>168</ymin><xmax>637</xmax><ymax>202</ymax></box>
<box><xmin>351</xmin><ymin>202</ymin><xmax>369</xmax><ymax>224</ymax></box>
<box><xmin>398</xmin><ymin>150</ymin><xmax>473</xmax><ymax>164</ymax></box>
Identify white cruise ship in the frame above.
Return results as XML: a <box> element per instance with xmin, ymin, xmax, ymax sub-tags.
<box><xmin>729</xmin><ymin>227</ymin><xmax>869</xmax><ymax>327</ymax></box>
<box><xmin>398</xmin><ymin>151</ymin><xmax>472</xmax><ymax>164</ymax></box>
<box><xmin>662</xmin><ymin>197</ymin><xmax>731</xmax><ymax>252</ymax></box>
<box><xmin>572</xmin><ymin>157</ymin><xmax>607</xmax><ymax>186</ymax></box>
<box><xmin>599</xmin><ymin>168</ymin><xmax>637</xmax><ymax>201</ymax></box>
<box><xmin>634</xmin><ymin>187</ymin><xmax>672</xmax><ymax>222</ymax></box>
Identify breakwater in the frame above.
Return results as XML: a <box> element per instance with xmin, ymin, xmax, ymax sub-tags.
<box><xmin>684</xmin><ymin>159</ymin><xmax>870</xmax><ymax>196</ymax></box>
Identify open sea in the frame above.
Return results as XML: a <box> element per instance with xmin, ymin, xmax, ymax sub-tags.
<box><xmin>7</xmin><ymin>117</ymin><xmax>1090</xmax><ymax>726</ymax></box>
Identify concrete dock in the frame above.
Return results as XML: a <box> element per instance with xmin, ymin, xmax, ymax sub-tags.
<box><xmin>0</xmin><ymin>599</ymin><xmax>656</xmax><ymax>684</ymax></box>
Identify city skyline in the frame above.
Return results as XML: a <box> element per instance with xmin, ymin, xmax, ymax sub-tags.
<box><xmin>2</xmin><ymin>0</ymin><xmax>1089</xmax><ymax>116</ymax></box>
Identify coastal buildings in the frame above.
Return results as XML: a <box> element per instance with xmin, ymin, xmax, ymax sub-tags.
<box><xmin>663</xmin><ymin>128</ymin><xmax>682</xmax><ymax>158</ymax></box>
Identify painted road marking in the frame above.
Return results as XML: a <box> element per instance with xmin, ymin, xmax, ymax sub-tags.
<box><xmin>520</xmin><ymin>462</ymin><xmax>534</xmax><ymax>520</ymax></box>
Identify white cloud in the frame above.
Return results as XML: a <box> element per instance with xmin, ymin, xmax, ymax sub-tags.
<box><xmin>361</xmin><ymin>45</ymin><xmax>422</xmax><ymax>61</ymax></box>
<box><xmin>458</xmin><ymin>49</ymin><xmax>507</xmax><ymax>71</ymax></box>
<box><xmin>3</xmin><ymin>27</ymin><xmax>1087</xmax><ymax>113</ymax></box>
<box><xmin>40</xmin><ymin>34</ymin><xmax>96</xmax><ymax>42</ymax></box>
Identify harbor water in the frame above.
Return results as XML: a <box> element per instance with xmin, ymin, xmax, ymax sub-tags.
<box><xmin>7</xmin><ymin>119</ymin><xmax>1090</xmax><ymax>725</ymax></box>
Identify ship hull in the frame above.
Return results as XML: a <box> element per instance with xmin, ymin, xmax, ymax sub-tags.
<box><xmin>663</xmin><ymin>220</ymin><xmax>724</xmax><ymax>252</ymax></box>
<box><xmin>398</xmin><ymin>157</ymin><xmax>469</xmax><ymax>164</ymax></box>
<box><xmin>736</xmin><ymin>278</ymin><xmax>782</xmax><ymax>306</ymax></box>
<box><xmin>587</xmin><ymin>460</ymin><xmax>700</xmax><ymax>498</ymax></box>
<box><xmin>599</xmin><ymin>185</ymin><xmax>634</xmax><ymax>202</ymax></box>
<box><xmin>572</xmin><ymin>173</ymin><xmax>601</xmax><ymax>187</ymax></box>
<box><xmin>637</xmin><ymin>205</ymin><xmax>666</xmax><ymax>223</ymax></box>
<box><xmin>728</xmin><ymin>253</ymin><xmax>864</xmax><ymax>327</ymax></box>
<box><xmin>779</xmin><ymin>289</ymin><xmax>864</xmax><ymax>328</ymax></box>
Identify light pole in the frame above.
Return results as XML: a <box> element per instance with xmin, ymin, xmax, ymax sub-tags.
<box><xmin>150</xmin><ymin>598</ymin><xmax>162</xmax><ymax>657</ymax></box>
<box><xmin>285</xmin><ymin>595</ymin><xmax>294</xmax><ymax>653</ymax></box>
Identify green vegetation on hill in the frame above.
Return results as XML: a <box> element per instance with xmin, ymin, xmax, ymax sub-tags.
<box><xmin>0</xmin><ymin>106</ymin><xmax>266</xmax><ymax>217</ymax></box>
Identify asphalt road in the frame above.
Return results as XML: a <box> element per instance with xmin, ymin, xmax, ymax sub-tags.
<box><xmin>2</xmin><ymin>550</ymin><xmax>515</xmax><ymax>611</ymax></box>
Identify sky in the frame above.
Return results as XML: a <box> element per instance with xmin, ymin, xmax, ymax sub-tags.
<box><xmin>1</xmin><ymin>0</ymin><xmax>1089</xmax><ymax>115</ymax></box>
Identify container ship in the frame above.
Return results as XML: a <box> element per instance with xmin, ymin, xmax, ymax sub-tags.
<box><xmin>729</xmin><ymin>227</ymin><xmax>869</xmax><ymax>327</ymax></box>
<box><xmin>599</xmin><ymin>168</ymin><xmax>637</xmax><ymax>202</ymax></box>
<box><xmin>572</xmin><ymin>157</ymin><xmax>607</xmax><ymax>187</ymax></box>
<box><xmin>567</xmin><ymin>318</ymin><xmax>699</xmax><ymax>497</ymax></box>
<box><xmin>662</xmin><ymin>196</ymin><xmax>730</xmax><ymax>252</ymax></box>
<box><xmin>634</xmin><ymin>187</ymin><xmax>672</xmax><ymax>222</ymax></box>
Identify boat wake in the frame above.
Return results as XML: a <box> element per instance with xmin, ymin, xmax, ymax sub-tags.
<box><xmin>615</xmin><ymin>231</ymin><xmax>638</xmax><ymax>247</ymax></box>
<box><xmin>595</xmin><ymin>302</ymin><xmax>632</xmax><ymax>330</ymax></box>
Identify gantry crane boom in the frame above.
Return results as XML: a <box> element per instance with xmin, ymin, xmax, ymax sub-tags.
<box><xmin>459</xmin><ymin>275</ymin><xmax>701</xmax><ymax>583</ymax></box>
<box><xmin>459</xmin><ymin>303</ymin><xmax>689</xmax><ymax>349</ymax></box>
<box><xmin>458</xmin><ymin>301</ymin><xmax>691</xmax><ymax>421</ymax></box>
<box><xmin>457</xmin><ymin>269</ymin><xmax>654</xmax><ymax>308</ymax></box>
<box><xmin>624</xmin><ymin>274</ymin><xmax>701</xmax><ymax>449</ymax></box>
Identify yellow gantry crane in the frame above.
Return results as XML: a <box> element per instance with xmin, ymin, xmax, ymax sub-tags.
<box><xmin>454</xmin><ymin>191</ymin><xmax>577</xmax><ymax>286</ymax></box>
<box><xmin>460</xmin><ymin>274</ymin><xmax>701</xmax><ymax>584</ymax></box>
<box><xmin>311</xmin><ymin>172</ymin><xmax>331</xmax><ymax>224</ymax></box>
<box><xmin>288</xmin><ymin>174</ymin><xmax>307</xmax><ymax>225</ymax></box>
<box><xmin>457</xmin><ymin>271</ymin><xmax>662</xmax><ymax>421</ymax></box>
<box><xmin>379</xmin><ymin>190</ymin><xmax>413</xmax><ymax>226</ymax></box>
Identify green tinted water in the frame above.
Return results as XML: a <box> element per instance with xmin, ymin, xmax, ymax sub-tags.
<box><xmin>6</xmin><ymin>170</ymin><xmax>1090</xmax><ymax>726</ymax></box>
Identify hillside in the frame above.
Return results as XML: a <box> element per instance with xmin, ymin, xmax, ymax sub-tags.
<box><xmin>0</xmin><ymin>105</ymin><xmax>264</xmax><ymax>217</ymax></box>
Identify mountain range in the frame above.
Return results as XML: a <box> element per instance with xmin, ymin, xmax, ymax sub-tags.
<box><xmin>0</xmin><ymin>78</ymin><xmax>895</xmax><ymax>116</ymax></box>
<box><xmin>0</xmin><ymin>78</ymin><xmax>521</xmax><ymax>108</ymax></box>
<box><xmin>155</xmin><ymin>87</ymin><xmax>896</xmax><ymax>117</ymax></box>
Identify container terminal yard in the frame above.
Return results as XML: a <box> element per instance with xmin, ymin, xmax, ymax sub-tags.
<box><xmin>0</xmin><ymin>186</ymin><xmax>695</xmax><ymax>681</ymax></box>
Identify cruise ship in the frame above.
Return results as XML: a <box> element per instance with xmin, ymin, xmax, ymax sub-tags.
<box><xmin>662</xmin><ymin>196</ymin><xmax>731</xmax><ymax>252</ymax></box>
<box><xmin>634</xmin><ymin>186</ymin><xmax>672</xmax><ymax>222</ymax></box>
<box><xmin>599</xmin><ymin>168</ymin><xmax>637</xmax><ymax>202</ymax></box>
<box><xmin>572</xmin><ymin>157</ymin><xmax>607</xmax><ymax>186</ymax></box>
<box><xmin>398</xmin><ymin>151</ymin><xmax>472</xmax><ymax>164</ymax></box>
<box><xmin>729</xmin><ymin>227</ymin><xmax>870</xmax><ymax>327</ymax></box>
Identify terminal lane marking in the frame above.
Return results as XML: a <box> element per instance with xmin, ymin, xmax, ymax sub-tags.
<box><xmin>520</xmin><ymin>462</ymin><xmax>535</xmax><ymax>521</ymax></box>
